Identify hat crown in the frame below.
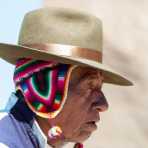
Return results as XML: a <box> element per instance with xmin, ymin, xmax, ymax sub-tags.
<box><xmin>0</xmin><ymin>7</ymin><xmax>133</xmax><ymax>86</ymax></box>
<box><xmin>18</xmin><ymin>7</ymin><xmax>103</xmax><ymax>52</ymax></box>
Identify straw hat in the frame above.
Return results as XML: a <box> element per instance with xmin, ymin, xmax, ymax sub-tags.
<box><xmin>0</xmin><ymin>7</ymin><xmax>133</xmax><ymax>86</ymax></box>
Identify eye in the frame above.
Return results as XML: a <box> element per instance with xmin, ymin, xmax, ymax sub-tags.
<box><xmin>87</xmin><ymin>75</ymin><xmax>103</xmax><ymax>90</ymax></box>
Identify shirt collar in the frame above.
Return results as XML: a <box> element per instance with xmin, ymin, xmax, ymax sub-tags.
<box><xmin>32</xmin><ymin>120</ymin><xmax>49</xmax><ymax>148</ymax></box>
<box><xmin>3</xmin><ymin>92</ymin><xmax>18</xmax><ymax>112</ymax></box>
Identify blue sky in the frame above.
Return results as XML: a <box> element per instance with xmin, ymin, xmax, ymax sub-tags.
<box><xmin>0</xmin><ymin>0</ymin><xmax>42</xmax><ymax>109</ymax></box>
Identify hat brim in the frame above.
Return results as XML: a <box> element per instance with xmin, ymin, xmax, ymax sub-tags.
<box><xmin>0</xmin><ymin>43</ymin><xmax>133</xmax><ymax>86</ymax></box>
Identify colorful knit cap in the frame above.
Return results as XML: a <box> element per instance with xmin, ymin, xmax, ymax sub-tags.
<box><xmin>13</xmin><ymin>58</ymin><xmax>77</xmax><ymax>119</ymax></box>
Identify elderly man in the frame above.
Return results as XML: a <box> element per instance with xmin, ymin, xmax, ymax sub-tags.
<box><xmin>0</xmin><ymin>7</ymin><xmax>132</xmax><ymax>148</ymax></box>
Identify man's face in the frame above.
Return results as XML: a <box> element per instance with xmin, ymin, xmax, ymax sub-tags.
<box><xmin>48</xmin><ymin>66</ymin><xmax>109</xmax><ymax>143</ymax></box>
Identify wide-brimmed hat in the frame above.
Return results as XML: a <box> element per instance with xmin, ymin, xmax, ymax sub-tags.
<box><xmin>0</xmin><ymin>7</ymin><xmax>133</xmax><ymax>86</ymax></box>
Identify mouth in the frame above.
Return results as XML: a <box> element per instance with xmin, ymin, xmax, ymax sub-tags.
<box><xmin>87</xmin><ymin>117</ymin><xmax>100</xmax><ymax>124</ymax></box>
<box><xmin>87</xmin><ymin>121</ymin><xmax>96</xmax><ymax>124</ymax></box>
<box><xmin>83</xmin><ymin>121</ymin><xmax>98</xmax><ymax>132</ymax></box>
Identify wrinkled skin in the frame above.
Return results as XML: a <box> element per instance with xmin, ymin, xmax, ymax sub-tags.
<box><xmin>36</xmin><ymin>66</ymin><xmax>109</xmax><ymax>147</ymax></box>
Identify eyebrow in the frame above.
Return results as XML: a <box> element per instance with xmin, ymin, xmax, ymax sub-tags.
<box><xmin>85</xmin><ymin>69</ymin><xmax>101</xmax><ymax>75</ymax></box>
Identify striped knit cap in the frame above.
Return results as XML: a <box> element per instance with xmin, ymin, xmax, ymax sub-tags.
<box><xmin>13</xmin><ymin>58</ymin><xmax>76</xmax><ymax>119</ymax></box>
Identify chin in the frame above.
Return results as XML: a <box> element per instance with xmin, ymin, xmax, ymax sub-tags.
<box><xmin>77</xmin><ymin>130</ymin><xmax>92</xmax><ymax>142</ymax></box>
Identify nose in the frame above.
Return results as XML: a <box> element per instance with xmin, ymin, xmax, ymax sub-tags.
<box><xmin>91</xmin><ymin>90</ymin><xmax>109</xmax><ymax>112</ymax></box>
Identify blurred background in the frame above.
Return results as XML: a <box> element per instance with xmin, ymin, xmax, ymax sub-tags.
<box><xmin>0</xmin><ymin>0</ymin><xmax>42</xmax><ymax>108</ymax></box>
<box><xmin>0</xmin><ymin>0</ymin><xmax>148</xmax><ymax>148</ymax></box>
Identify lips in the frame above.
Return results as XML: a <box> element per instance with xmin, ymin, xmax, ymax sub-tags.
<box><xmin>87</xmin><ymin>117</ymin><xmax>100</xmax><ymax>124</ymax></box>
<box><xmin>83</xmin><ymin>115</ymin><xmax>100</xmax><ymax>132</ymax></box>
<box><xmin>87</xmin><ymin>121</ymin><xmax>96</xmax><ymax>124</ymax></box>
<box><xmin>87</xmin><ymin>121</ymin><xmax>97</xmax><ymax>128</ymax></box>
<box><xmin>82</xmin><ymin>121</ymin><xmax>98</xmax><ymax>132</ymax></box>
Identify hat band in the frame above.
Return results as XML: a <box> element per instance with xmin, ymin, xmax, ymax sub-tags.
<box><xmin>23</xmin><ymin>43</ymin><xmax>102</xmax><ymax>62</ymax></box>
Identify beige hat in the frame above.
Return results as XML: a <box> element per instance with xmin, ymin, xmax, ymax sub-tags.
<box><xmin>0</xmin><ymin>7</ymin><xmax>133</xmax><ymax>86</ymax></box>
